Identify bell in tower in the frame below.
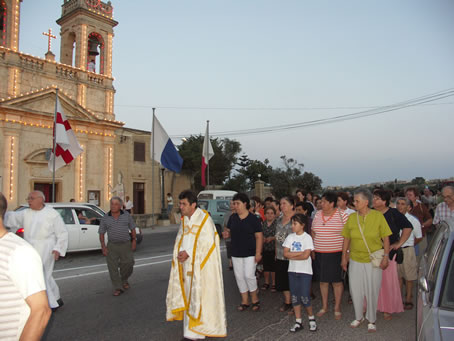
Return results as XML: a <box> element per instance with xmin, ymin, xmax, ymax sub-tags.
<box><xmin>88</xmin><ymin>38</ymin><xmax>99</xmax><ymax>56</ymax></box>
<box><xmin>57</xmin><ymin>0</ymin><xmax>118</xmax><ymax>75</ymax></box>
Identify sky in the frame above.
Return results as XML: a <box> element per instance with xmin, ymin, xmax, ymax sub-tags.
<box><xmin>19</xmin><ymin>0</ymin><xmax>454</xmax><ymax>187</ymax></box>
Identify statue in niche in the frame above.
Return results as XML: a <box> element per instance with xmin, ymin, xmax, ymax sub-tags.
<box><xmin>109</xmin><ymin>171</ymin><xmax>125</xmax><ymax>202</ymax></box>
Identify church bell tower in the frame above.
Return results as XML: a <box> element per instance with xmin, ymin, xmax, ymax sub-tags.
<box><xmin>56</xmin><ymin>0</ymin><xmax>118</xmax><ymax>77</ymax></box>
<box><xmin>0</xmin><ymin>0</ymin><xmax>22</xmax><ymax>51</ymax></box>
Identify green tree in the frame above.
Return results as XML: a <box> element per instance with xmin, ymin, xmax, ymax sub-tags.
<box><xmin>411</xmin><ymin>177</ymin><xmax>426</xmax><ymax>186</ymax></box>
<box><xmin>178</xmin><ymin>135</ymin><xmax>241</xmax><ymax>191</ymax></box>
<box><xmin>295</xmin><ymin>172</ymin><xmax>323</xmax><ymax>193</ymax></box>
<box><xmin>269</xmin><ymin>155</ymin><xmax>322</xmax><ymax>198</ymax></box>
<box><xmin>223</xmin><ymin>173</ymin><xmax>248</xmax><ymax>192</ymax></box>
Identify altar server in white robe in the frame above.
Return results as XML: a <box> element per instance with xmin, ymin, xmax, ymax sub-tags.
<box><xmin>5</xmin><ymin>191</ymin><xmax>68</xmax><ymax>309</ymax></box>
<box><xmin>166</xmin><ymin>190</ymin><xmax>227</xmax><ymax>340</ymax></box>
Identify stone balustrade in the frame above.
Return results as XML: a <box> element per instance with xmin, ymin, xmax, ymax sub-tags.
<box><xmin>56</xmin><ymin>65</ymin><xmax>78</xmax><ymax>79</ymax></box>
<box><xmin>87</xmin><ymin>73</ymin><xmax>104</xmax><ymax>85</ymax></box>
<box><xmin>20</xmin><ymin>55</ymin><xmax>44</xmax><ymax>71</ymax></box>
<box><xmin>62</xmin><ymin>0</ymin><xmax>114</xmax><ymax>19</ymax></box>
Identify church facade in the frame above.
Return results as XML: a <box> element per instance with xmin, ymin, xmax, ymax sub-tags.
<box><xmin>0</xmin><ymin>0</ymin><xmax>190</xmax><ymax>219</ymax></box>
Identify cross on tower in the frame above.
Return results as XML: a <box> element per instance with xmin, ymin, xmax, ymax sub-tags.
<box><xmin>42</xmin><ymin>28</ymin><xmax>56</xmax><ymax>52</ymax></box>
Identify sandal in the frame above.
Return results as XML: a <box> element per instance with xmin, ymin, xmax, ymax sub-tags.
<box><xmin>251</xmin><ymin>301</ymin><xmax>260</xmax><ymax>311</ymax></box>
<box><xmin>122</xmin><ymin>282</ymin><xmax>130</xmax><ymax>290</ymax></box>
<box><xmin>316</xmin><ymin>308</ymin><xmax>328</xmax><ymax>317</ymax></box>
<box><xmin>261</xmin><ymin>283</ymin><xmax>270</xmax><ymax>290</ymax></box>
<box><xmin>309</xmin><ymin>318</ymin><xmax>317</xmax><ymax>332</ymax></box>
<box><xmin>404</xmin><ymin>302</ymin><xmax>413</xmax><ymax>310</ymax></box>
<box><xmin>270</xmin><ymin>285</ymin><xmax>277</xmax><ymax>293</ymax></box>
<box><xmin>368</xmin><ymin>323</ymin><xmax>376</xmax><ymax>333</ymax></box>
<box><xmin>384</xmin><ymin>312</ymin><xmax>392</xmax><ymax>320</ymax></box>
<box><xmin>350</xmin><ymin>318</ymin><xmax>364</xmax><ymax>328</ymax></box>
<box><xmin>279</xmin><ymin>303</ymin><xmax>292</xmax><ymax>312</ymax></box>
<box><xmin>290</xmin><ymin>321</ymin><xmax>303</xmax><ymax>332</ymax></box>
<box><xmin>334</xmin><ymin>311</ymin><xmax>342</xmax><ymax>320</ymax></box>
<box><xmin>113</xmin><ymin>289</ymin><xmax>124</xmax><ymax>296</ymax></box>
<box><xmin>237</xmin><ymin>304</ymin><xmax>250</xmax><ymax>311</ymax></box>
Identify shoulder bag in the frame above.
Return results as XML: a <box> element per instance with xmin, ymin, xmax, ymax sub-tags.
<box><xmin>357</xmin><ymin>213</ymin><xmax>384</xmax><ymax>268</ymax></box>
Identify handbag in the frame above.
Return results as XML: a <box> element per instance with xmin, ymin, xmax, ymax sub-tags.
<box><xmin>357</xmin><ymin>213</ymin><xmax>384</xmax><ymax>268</ymax></box>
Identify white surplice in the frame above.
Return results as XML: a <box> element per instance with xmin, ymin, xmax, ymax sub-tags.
<box><xmin>6</xmin><ymin>206</ymin><xmax>68</xmax><ymax>308</ymax></box>
<box><xmin>166</xmin><ymin>208</ymin><xmax>227</xmax><ymax>339</ymax></box>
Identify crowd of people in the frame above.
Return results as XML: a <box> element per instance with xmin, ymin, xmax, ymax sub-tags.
<box><xmin>0</xmin><ymin>184</ymin><xmax>453</xmax><ymax>340</ymax></box>
<box><xmin>220</xmin><ymin>185</ymin><xmax>454</xmax><ymax>335</ymax></box>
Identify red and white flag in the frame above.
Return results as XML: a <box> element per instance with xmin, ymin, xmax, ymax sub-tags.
<box><xmin>48</xmin><ymin>96</ymin><xmax>83</xmax><ymax>172</ymax></box>
<box><xmin>201</xmin><ymin>122</ymin><xmax>214</xmax><ymax>187</ymax></box>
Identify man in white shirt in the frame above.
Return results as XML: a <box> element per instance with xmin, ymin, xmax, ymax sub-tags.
<box><xmin>0</xmin><ymin>192</ymin><xmax>51</xmax><ymax>341</ymax></box>
<box><xmin>396</xmin><ymin>197</ymin><xmax>423</xmax><ymax>310</ymax></box>
<box><xmin>5</xmin><ymin>191</ymin><xmax>68</xmax><ymax>310</ymax></box>
<box><xmin>124</xmin><ymin>196</ymin><xmax>134</xmax><ymax>214</ymax></box>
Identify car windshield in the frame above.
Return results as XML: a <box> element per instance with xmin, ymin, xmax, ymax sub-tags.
<box><xmin>427</xmin><ymin>222</ymin><xmax>448</xmax><ymax>275</ymax></box>
<box><xmin>85</xmin><ymin>204</ymin><xmax>106</xmax><ymax>216</ymax></box>
<box><xmin>440</xmin><ymin>243</ymin><xmax>454</xmax><ymax>310</ymax></box>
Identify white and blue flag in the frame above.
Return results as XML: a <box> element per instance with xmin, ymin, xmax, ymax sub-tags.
<box><xmin>151</xmin><ymin>114</ymin><xmax>183</xmax><ymax>173</ymax></box>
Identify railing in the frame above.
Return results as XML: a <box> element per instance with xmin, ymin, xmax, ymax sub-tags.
<box><xmin>62</xmin><ymin>0</ymin><xmax>114</xmax><ymax>19</ymax></box>
<box><xmin>87</xmin><ymin>73</ymin><xmax>104</xmax><ymax>85</ymax></box>
<box><xmin>19</xmin><ymin>55</ymin><xmax>44</xmax><ymax>71</ymax></box>
<box><xmin>56</xmin><ymin>65</ymin><xmax>77</xmax><ymax>79</ymax></box>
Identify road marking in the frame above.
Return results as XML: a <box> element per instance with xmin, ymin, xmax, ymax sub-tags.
<box><xmin>53</xmin><ymin>253</ymin><xmax>174</xmax><ymax>272</ymax></box>
<box><xmin>54</xmin><ymin>247</ymin><xmax>225</xmax><ymax>273</ymax></box>
<box><xmin>54</xmin><ymin>248</ymin><xmax>226</xmax><ymax>280</ymax></box>
<box><xmin>55</xmin><ymin>259</ymin><xmax>172</xmax><ymax>281</ymax></box>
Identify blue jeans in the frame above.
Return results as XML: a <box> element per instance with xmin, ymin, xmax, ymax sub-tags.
<box><xmin>288</xmin><ymin>272</ymin><xmax>312</xmax><ymax>307</ymax></box>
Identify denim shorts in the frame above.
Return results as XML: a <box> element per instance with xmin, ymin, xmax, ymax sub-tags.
<box><xmin>288</xmin><ymin>272</ymin><xmax>312</xmax><ymax>307</ymax></box>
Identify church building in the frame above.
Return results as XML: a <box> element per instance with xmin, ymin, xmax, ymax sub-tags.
<box><xmin>0</xmin><ymin>0</ymin><xmax>189</xmax><ymax>221</ymax></box>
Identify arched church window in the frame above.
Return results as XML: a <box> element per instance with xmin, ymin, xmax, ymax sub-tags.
<box><xmin>0</xmin><ymin>2</ymin><xmax>7</xmax><ymax>47</ymax></box>
<box><xmin>87</xmin><ymin>32</ymin><xmax>104</xmax><ymax>74</ymax></box>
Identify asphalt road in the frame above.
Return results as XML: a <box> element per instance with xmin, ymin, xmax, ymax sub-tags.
<box><xmin>43</xmin><ymin>225</ymin><xmax>416</xmax><ymax>341</ymax></box>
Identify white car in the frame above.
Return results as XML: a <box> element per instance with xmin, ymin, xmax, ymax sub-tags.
<box><xmin>7</xmin><ymin>203</ymin><xmax>143</xmax><ymax>253</ymax></box>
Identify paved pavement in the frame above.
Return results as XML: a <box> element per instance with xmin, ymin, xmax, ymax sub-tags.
<box><xmin>43</xmin><ymin>224</ymin><xmax>416</xmax><ymax>341</ymax></box>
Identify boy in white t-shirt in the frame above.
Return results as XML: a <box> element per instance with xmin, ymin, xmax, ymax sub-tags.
<box><xmin>283</xmin><ymin>213</ymin><xmax>317</xmax><ymax>333</ymax></box>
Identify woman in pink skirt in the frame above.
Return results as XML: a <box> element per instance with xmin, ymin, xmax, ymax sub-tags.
<box><xmin>373</xmin><ymin>189</ymin><xmax>413</xmax><ymax>320</ymax></box>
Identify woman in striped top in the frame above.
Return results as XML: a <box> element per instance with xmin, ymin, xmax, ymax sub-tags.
<box><xmin>311</xmin><ymin>191</ymin><xmax>348</xmax><ymax>320</ymax></box>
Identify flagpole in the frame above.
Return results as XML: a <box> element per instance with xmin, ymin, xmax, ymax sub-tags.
<box><xmin>206</xmin><ymin>120</ymin><xmax>210</xmax><ymax>188</ymax></box>
<box><xmin>52</xmin><ymin>88</ymin><xmax>58</xmax><ymax>202</ymax></box>
<box><xmin>151</xmin><ymin>108</ymin><xmax>155</xmax><ymax>226</ymax></box>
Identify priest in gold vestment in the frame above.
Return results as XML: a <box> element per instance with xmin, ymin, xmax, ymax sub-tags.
<box><xmin>166</xmin><ymin>190</ymin><xmax>227</xmax><ymax>340</ymax></box>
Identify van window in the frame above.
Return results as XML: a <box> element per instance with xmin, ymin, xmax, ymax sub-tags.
<box><xmin>217</xmin><ymin>201</ymin><xmax>230</xmax><ymax>212</ymax></box>
<box><xmin>440</xmin><ymin>244</ymin><xmax>454</xmax><ymax>310</ymax></box>
<box><xmin>198</xmin><ymin>200</ymin><xmax>209</xmax><ymax>210</ymax></box>
<box><xmin>198</xmin><ymin>194</ymin><xmax>214</xmax><ymax>200</ymax></box>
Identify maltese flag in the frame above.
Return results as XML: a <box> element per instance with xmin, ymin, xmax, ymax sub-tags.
<box><xmin>48</xmin><ymin>96</ymin><xmax>83</xmax><ymax>172</ymax></box>
<box><xmin>151</xmin><ymin>114</ymin><xmax>183</xmax><ymax>173</ymax></box>
<box><xmin>201</xmin><ymin>122</ymin><xmax>214</xmax><ymax>187</ymax></box>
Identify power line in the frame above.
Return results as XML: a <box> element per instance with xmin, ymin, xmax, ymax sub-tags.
<box><xmin>115</xmin><ymin>102</ymin><xmax>454</xmax><ymax>111</ymax></box>
<box><xmin>166</xmin><ymin>88</ymin><xmax>454</xmax><ymax>138</ymax></box>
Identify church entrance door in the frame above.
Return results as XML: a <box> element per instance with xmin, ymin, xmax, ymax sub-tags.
<box><xmin>34</xmin><ymin>182</ymin><xmax>58</xmax><ymax>202</ymax></box>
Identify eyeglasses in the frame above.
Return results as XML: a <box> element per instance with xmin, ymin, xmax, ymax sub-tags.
<box><xmin>26</xmin><ymin>196</ymin><xmax>39</xmax><ymax>201</ymax></box>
